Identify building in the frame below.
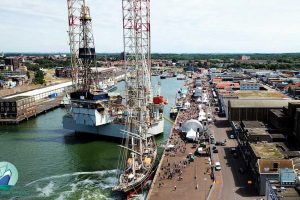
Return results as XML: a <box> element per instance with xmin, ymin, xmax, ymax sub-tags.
<box><xmin>240</xmin><ymin>80</ymin><xmax>260</xmax><ymax>90</ymax></box>
<box><xmin>4</xmin><ymin>57</ymin><xmax>17</xmax><ymax>67</ymax></box>
<box><xmin>55</xmin><ymin>67</ymin><xmax>72</xmax><ymax>78</ymax></box>
<box><xmin>268</xmin><ymin>109</ymin><xmax>291</xmax><ymax>132</ymax></box>
<box><xmin>265</xmin><ymin>171</ymin><xmax>300</xmax><ymax>200</ymax></box>
<box><xmin>267</xmin><ymin>102</ymin><xmax>300</xmax><ymax>144</ymax></box>
<box><xmin>238</xmin><ymin>140</ymin><xmax>294</xmax><ymax>195</ymax></box>
<box><xmin>241</xmin><ymin>55</ymin><xmax>251</xmax><ymax>60</ymax></box>
<box><xmin>0</xmin><ymin>96</ymin><xmax>36</xmax><ymax>120</ymax></box>
<box><xmin>228</xmin><ymin>100</ymin><xmax>300</xmax><ymax>121</ymax></box>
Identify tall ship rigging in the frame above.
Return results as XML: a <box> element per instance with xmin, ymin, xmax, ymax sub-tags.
<box><xmin>113</xmin><ymin>0</ymin><xmax>158</xmax><ymax>196</ymax></box>
<box><xmin>63</xmin><ymin>0</ymin><xmax>166</xmax><ymax>138</ymax></box>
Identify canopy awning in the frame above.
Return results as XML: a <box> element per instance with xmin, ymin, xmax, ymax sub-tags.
<box><xmin>186</xmin><ymin>128</ymin><xmax>197</xmax><ymax>140</ymax></box>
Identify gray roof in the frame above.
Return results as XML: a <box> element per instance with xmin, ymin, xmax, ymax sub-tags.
<box><xmin>0</xmin><ymin>96</ymin><xmax>32</xmax><ymax>102</ymax></box>
<box><xmin>229</xmin><ymin>99</ymin><xmax>300</xmax><ymax>108</ymax></box>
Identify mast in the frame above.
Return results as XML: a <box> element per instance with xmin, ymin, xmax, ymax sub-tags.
<box><xmin>115</xmin><ymin>0</ymin><xmax>154</xmax><ymax>190</ymax></box>
<box><xmin>123</xmin><ymin>0</ymin><xmax>151</xmax><ymax>129</ymax></box>
<box><xmin>67</xmin><ymin>0</ymin><xmax>97</xmax><ymax>92</ymax></box>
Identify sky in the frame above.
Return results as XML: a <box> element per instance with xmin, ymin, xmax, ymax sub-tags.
<box><xmin>0</xmin><ymin>0</ymin><xmax>300</xmax><ymax>53</ymax></box>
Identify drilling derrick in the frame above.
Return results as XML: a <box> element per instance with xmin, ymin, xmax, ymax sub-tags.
<box><xmin>67</xmin><ymin>0</ymin><xmax>97</xmax><ymax>91</ymax></box>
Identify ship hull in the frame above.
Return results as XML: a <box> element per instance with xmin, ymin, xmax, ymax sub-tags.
<box><xmin>170</xmin><ymin>112</ymin><xmax>178</xmax><ymax>119</ymax></box>
<box><xmin>63</xmin><ymin>116</ymin><xmax>164</xmax><ymax>138</ymax></box>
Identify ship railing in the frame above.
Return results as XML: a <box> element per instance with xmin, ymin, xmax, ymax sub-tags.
<box><xmin>121</xmin><ymin>129</ymin><xmax>147</xmax><ymax>141</ymax></box>
<box><xmin>118</xmin><ymin>145</ymin><xmax>142</xmax><ymax>156</ymax></box>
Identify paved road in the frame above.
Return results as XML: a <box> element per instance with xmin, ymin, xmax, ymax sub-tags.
<box><xmin>209</xmin><ymin>114</ymin><xmax>261</xmax><ymax>200</ymax></box>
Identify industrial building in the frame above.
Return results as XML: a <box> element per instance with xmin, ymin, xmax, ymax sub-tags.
<box><xmin>0</xmin><ymin>96</ymin><xmax>36</xmax><ymax>120</ymax></box>
<box><xmin>0</xmin><ymin>81</ymin><xmax>73</xmax><ymax>123</ymax></box>
<box><xmin>240</xmin><ymin>80</ymin><xmax>260</xmax><ymax>90</ymax></box>
<box><xmin>227</xmin><ymin>99</ymin><xmax>300</xmax><ymax>121</ymax></box>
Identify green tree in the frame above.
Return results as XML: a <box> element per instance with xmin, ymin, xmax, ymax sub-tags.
<box><xmin>26</xmin><ymin>71</ymin><xmax>30</xmax><ymax>79</ymax></box>
<box><xmin>34</xmin><ymin>70</ymin><xmax>45</xmax><ymax>84</ymax></box>
<box><xmin>0</xmin><ymin>73</ymin><xmax>4</xmax><ymax>80</ymax></box>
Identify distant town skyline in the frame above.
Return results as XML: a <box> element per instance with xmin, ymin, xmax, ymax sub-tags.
<box><xmin>0</xmin><ymin>0</ymin><xmax>300</xmax><ymax>53</ymax></box>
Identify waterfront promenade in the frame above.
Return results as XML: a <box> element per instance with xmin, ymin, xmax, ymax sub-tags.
<box><xmin>148</xmin><ymin>80</ymin><xmax>213</xmax><ymax>200</ymax></box>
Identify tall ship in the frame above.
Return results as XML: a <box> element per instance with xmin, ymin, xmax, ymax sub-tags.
<box><xmin>63</xmin><ymin>0</ymin><xmax>167</xmax><ymax>138</ymax></box>
<box><xmin>114</xmin><ymin>0</ymin><xmax>158</xmax><ymax>197</ymax></box>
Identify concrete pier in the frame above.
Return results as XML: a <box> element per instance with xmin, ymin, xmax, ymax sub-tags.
<box><xmin>0</xmin><ymin>96</ymin><xmax>63</xmax><ymax>124</ymax></box>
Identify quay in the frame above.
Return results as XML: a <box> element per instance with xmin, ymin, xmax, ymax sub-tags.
<box><xmin>0</xmin><ymin>82</ymin><xmax>72</xmax><ymax>124</ymax></box>
<box><xmin>148</xmin><ymin>73</ymin><xmax>215</xmax><ymax>200</ymax></box>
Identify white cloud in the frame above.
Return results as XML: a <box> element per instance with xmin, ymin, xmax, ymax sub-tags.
<box><xmin>0</xmin><ymin>0</ymin><xmax>300</xmax><ymax>53</ymax></box>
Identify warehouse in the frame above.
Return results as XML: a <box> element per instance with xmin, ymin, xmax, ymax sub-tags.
<box><xmin>0</xmin><ymin>96</ymin><xmax>36</xmax><ymax>120</ymax></box>
<box><xmin>228</xmin><ymin>99</ymin><xmax>300</xmax><ymax>121</ymax></box>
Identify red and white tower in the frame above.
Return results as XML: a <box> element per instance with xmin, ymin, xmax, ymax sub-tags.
<box><xmin>67</xmin><ymin>0</ymin><xmax>97</xmax><ymax>91</ymax></box>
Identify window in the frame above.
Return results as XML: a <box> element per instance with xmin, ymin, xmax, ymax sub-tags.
<box><xmin>273</xmin><ymin>162</ymin><xmax>279</xmax><ymax>169</ymax></box>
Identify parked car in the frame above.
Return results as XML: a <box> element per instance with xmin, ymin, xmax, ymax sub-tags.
<box><xmin>230</xmin><ymin>134</ymin><xmax>235</xmax><ymax>139</ymax></box>
<box><xmin>231</xmin><ymin>147</ymin><xmax>237</xmax><ymax>154</ymax></box>
<box><xmin>215</xmin><ymin>162</ymin><xmax>221</xmax><ymax>171</ymax></box>
<box><xmin>213</xmin><ymin>149</ymin><xmax>218</xmax><ymax>153</ymax></box>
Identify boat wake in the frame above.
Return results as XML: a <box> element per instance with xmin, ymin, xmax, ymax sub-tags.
<box><xmin>23</xmin><ymin>170</ymin><xmax>120</xmax><ymax>200</ymax></box>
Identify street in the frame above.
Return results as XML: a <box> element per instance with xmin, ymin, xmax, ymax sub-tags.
<box><xmin>209</xmin><ymin>114</ymin><xmax>261</xmax><ymax>200</ymax></box>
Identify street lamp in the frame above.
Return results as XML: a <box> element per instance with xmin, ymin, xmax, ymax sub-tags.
<box><xmin>204</xmin><ymin>177</ymin><xmax>207</xmax><ymax>199</ymax></box>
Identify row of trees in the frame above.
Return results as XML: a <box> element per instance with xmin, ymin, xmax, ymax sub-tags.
<box><xmin>226</xmin><ymin>63</ymin><xmax>300</xmax><ymax>70</ymax></box>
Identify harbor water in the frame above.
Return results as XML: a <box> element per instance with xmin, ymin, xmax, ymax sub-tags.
<box><xmin>0</xmin><ymin>77</ymin><xmax>184</xmax><ymax>199</ymax></box>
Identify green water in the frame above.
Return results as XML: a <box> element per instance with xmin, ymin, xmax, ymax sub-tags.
<box><xmin>0</xmin><ymin>77</ymin><xmax>183</xmax><ymax>199</ymax></box>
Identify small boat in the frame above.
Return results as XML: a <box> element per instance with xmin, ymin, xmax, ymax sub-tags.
<box><xmin>177</xmin><ymin>74</ymin><xmax>186</xmax><ymax>80</ymax></box>
<box><xmin>160</xmin><ymin>74</ymin><xmax>167</xmax><ymax>79</ymax></box>
<box><xmin>170</xmin><ymin>106</ymin><xmax>178</xmax><ymax>119</ymax></box>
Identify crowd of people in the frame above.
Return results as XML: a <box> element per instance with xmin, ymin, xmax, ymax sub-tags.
<box><xmin>155</xmin><ymin>73</ymin><xmax>216</xmax><ymax>193</ymax></box>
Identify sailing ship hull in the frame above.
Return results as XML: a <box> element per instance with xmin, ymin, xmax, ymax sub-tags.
<box><xmin>120</xmin><ymin>164</ymin><xmax>156</xmax><ymax>194</ymax></box>
<box><xmin>63</xmin><ymin>116</ymin><xmax>164</xmax><ymax>138</ymax></box>
<box><xmin>113</xmin><ymin>150</ymin><xmax>159</xmax><ymax>198</ymax></box>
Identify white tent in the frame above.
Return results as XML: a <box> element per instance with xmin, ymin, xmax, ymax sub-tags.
<box><xmin>184</xmin><ymin>101</ymin><xmax>191</xmax><ymax>108</ymax></box>
<box><xmin>198</xmin><ymin>109</ymin><xmax>207</xmax><ymax>122</ymax></box>
<box><xmin>186</xmin><ymin>128</ymin><xmax>197</xmax><ymax>141</ymax></box>
<box><xmin>181</xmin><ymin>119</ymin><xmax>204</xmax><ymax>133</ymax></box>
